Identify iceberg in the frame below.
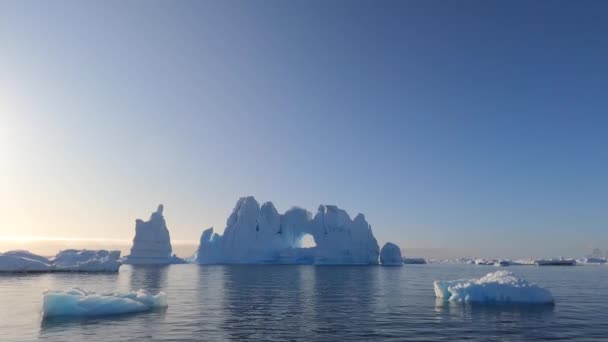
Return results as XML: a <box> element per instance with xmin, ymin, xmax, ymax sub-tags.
<box><xmin>0</xmin><ymin>249</ymin><xmax>121</xmax><ymax>273</ymax></box>
<box><xmin>579</xmin><ymin>257</ymin><xmax>606</xmax><ymax>265</ymax></box>
<box><xmin>2</xmin><ymin>250</ymin><xmax>51</xmax><ymax>264</ymax></box>
<box><xmin>52</xmin><ymin>249</ymin><xmax>122</xmax><ymax>272</ymax></box>
<box><xmin>380</xmin><ymin>242</ymin><xmax>402</xmax><ymax>266</ymax></box>
<box><xmin>534</xmin><ymin>258</ymin><xmax>576</xmax><ymax>266</ymax></box>
<box><xmin>124</xmin><ymin>205</ymin><xmax>185</xmax><ymax>265</ymax></box>
<box><xmin>434</xmin><ymin>271</ymin><xmax>554</xmax><ymax>304</ymax></box>
<box><xmin>403</xmin><ymin>257</ymin><xmax>426</xmax><ymax>264</ymax></box>
<box><xmin>474</xmin><ymin>258</ymin><xmax>496</xmax><ymax>265</ymax></box>
<box><xmin>0</xmin><ymin>253</ymin><xmax>50</xmax><ymax>272</ymax></box>
<box><xmin>195</xmin><ymin>196</ymin><xmax>379</xmax><ymax>265</ymax></box>
<box><xmin>42</xmin><ymin>288</ymin><xmax>167</xmax><ymax>318</ymax></box>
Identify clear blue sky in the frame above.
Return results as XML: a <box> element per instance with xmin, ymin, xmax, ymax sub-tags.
<box><xmin>1</xmin><ymin>0</ymin><xmax>607</xmax><ymax>258</ymax></box>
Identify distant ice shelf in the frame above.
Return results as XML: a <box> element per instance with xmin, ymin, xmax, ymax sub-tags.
<box><xmin>402</xmin><ymin>257</ymin><xmax>426</xmax><ymax>264</ymax></box>
<box><xmin>0</xmin><ymin>249</ymin><xmax>122</xmax><ymax>273</ymax></box>
<box><xmin>42</xmin><ymin>288</ymin><xmax>167</xmax><ymax>318</ymax></box>
<box><xmin>434</xmin><ymin>271</ymin><xmax>554</xmax><ymax>304</ymax></box>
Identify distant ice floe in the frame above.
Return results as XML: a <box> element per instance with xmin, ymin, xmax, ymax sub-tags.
<box><xmin>52</xmin><ymin>249</ymin><xmax>122</xmax><ymax>272</ymax></box>
<box><xmin>534</xmin><ymin>258</ymin><xmax>576</xmax><ymax>266</ymax></box>
<box><xmin>123</xmin><ymin>205</ymin><xmax>186</xmax><ymax>265</ymax></box>
<box><xmin>0</xmin><ymin>253</ymin><xmax>50</xmax><ymax>272</ymax></box>
<box><xmin>380</xmin><ymin>242</ymin><xmax>402</xmax><ymax>266</ymax></box>
<box><xmin>434</xmin><ymin>271</ymin><xmax>554</xmax><ymax>304</ymax></box>
<box><xmin>42</xmin><ymin>288</ymin><xmax>167</xmax><ymax>318</ymax></box>
<box><xmin>0</xmin><ymin>249</ymin><xmax>122</xmax><ymax>273</ymax></box>
<box><xmin>195</xmin><ymin>196</ymin><xmax>380</xmax><ymax>265</ymax></box>
<box><xmin>578</xmin><ymin>257</ymin><xmax>607</xmax><ymax>265</ymax></box>
<box><xmin>402</xmin><ymin>257</ymin><xmax>427</xmax><ymax>264</ymax></box>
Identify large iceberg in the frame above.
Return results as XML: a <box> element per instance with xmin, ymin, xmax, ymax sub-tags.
<box><xmin>0</xmin><ymin>249</ymin><xmax>121</xmax><ymax>273</ymax></box>
<box><xmin>195</xmin><ymin>196</ymin><xmax>380</xmax><ymax>265</ymax></box>
<box><xmin>42</xmin><ymin>288</ymin><xmax>167</xmax><ymax>318</ymax></box>
<box><xmin>124</xmin><ymin>205</ymin><xmax>184</xmax><ymax>265</ymax></box>
<box><xmin>380</xmin><ymin>242</ymin><xmax>403</xmax><ymax>266</ymax></box>
<box><xmin>434</xmin><ymin>271</ymin><xmax>554</xmax><ymax>304</ymax></box>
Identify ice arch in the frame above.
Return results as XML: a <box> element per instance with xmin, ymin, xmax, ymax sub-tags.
<box><xmin>298</xmin><ymin>233</ymin><xmax>316</xmax><ymax>248</ymax></box>
<box><xmin>194</xmin><ymin>197</ymin><xmax>380</xmax><ymax>265</ymax></box>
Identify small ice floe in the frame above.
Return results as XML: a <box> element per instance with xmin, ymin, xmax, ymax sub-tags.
<box><xmin>42</xmin><ymin>288</ymin><xmax>168</xmax><ymax>318</ymax></box>
<box><xmin>434</xmin><ymin>271</ymin><xmax>554</xmax><ymax>304</ymax></box>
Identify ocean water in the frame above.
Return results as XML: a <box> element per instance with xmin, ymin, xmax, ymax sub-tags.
<box><xmin>1</xmin><ymin>264</ymin><xmax>607</xmax><ymax>341</ymax></box>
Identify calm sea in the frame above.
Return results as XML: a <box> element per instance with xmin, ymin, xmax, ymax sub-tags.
<box><xmin>1</xmin><ymin>264</ymin><xmax>607</xmax><ymax>341</ymax></box>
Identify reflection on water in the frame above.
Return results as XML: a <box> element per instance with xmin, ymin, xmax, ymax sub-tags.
<box><xmin>40</xmin><ymin>307</ymin><xmax>168</xmax><ymax>329</ymax></box>
<box><xmin>0</xmin><ymin>264</ymin><xmax>607</xmax><ymax>341</ymax></box>
<box><xmin>434</xmin><ymin>298</ymin><xmax>555</xmax><ymax>321</ymax></box>
<box><xmin>220</xmin><ymin>265</ymin><xmax>320</xmax><ymax>340</ymax></box>
<box><xmin>128</xmin><ymin>265</ymin><xmax>169</xmax><ymax>291</ymax></box>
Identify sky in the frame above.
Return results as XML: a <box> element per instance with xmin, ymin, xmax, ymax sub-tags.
<box><xmin>1</xmin><ymin>0</ymin><xmax>607</xmax><ymax>259</ymax></box>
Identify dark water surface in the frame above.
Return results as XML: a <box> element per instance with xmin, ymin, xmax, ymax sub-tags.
<box><xmin>1</xmin><ymin>264</ymin><xmax>607</xmax><ymax>341</ymax></box>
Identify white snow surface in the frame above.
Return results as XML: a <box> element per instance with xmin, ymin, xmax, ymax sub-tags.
<box><xmin>195</xmin><ymin>196</ymin><xmax>380</xmax><ymax>265</ymax></box>
<box><xmin>0</xmin><ymin>249</ymin><xmax>121</xmax><ymax>272</ymax></box>
<box><xmin>380</xmin><ymin>242</ymin><xmax>402</xmax><ymax>266</ymax></box>
<box><xmin>124</xmin><ymin>205</ymin><xmax>180</xmax><ymax>265</ymax></box>
<box><xmin>434</xmin><ymin>271</ymin><xmax>554</xmax><ymax>304</ymax></box>
<box><xmin>42</xmin><ymin>288</ymin><xmax>167</xmax><ymax>318</ymax></box>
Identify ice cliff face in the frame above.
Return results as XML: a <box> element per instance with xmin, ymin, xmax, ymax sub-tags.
<box><xmin>195</xmin><ymin>196</ymin><xmax>380</xmax><ymax>265</ymax></box>
<box><xmin>124</xmin><ymin>205</ymin><xmax>176</xmax><ymax>265</ymax></box>
<box><xmin>380</xmin><ymin>242</ymin><xmax>403</xmax><ymax>266</ymax></box>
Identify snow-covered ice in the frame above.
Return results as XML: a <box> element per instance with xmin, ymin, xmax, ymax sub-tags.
<box><xmin>52</xmin><ymin>249</ymin><xmax>122</xmax><ymax>272</ymax></box>
<box><xmin>2</xmin><ymin>250</ymin><xmax>51</xmax><ymax>264</ymax></box>
<box><xmin>124</xmin><ymin>205</ymin><xmax>184</xmax><ymax>265</ymax></box>
<box><xmin>0</xmin><ymin>249</ymin><xmax>122</xmax><ymax>272</ymax></box>
<box><xmin>579</xmin><ymin>257</ymin><xmax>607</xmax><ymax>265</ymax></box>
<box><xmin>195</xmin><ymin>196</ymin><xmax>380</xmax><ymax>265</ymax></box>
<box><xmin>380</xmin><ymin>242</ymin><xmax>402</xmax><ymax>266</ymax></box>
<box><xmin>0</xmin><ymin>253</ymin><xmax>50</xmax><ymax>272</ymax></box>
<box><xmin>474</xmin><ymin>258</ymin><xmax>496</xmax><ymax>265</ymax></box>
<box><xmin>42</xmin><ymin>288</ymin><xmax>167</xmax><ymax>318</ymax></box>
<box><xmin>434</xmin><ymin>271</ymin><xmax>554</xmax><ymax>304</ymax></box>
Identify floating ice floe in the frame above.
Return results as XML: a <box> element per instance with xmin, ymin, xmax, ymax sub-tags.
<box><xmin>402</xmin><ymin>257</ymin><xmax>426</xmax><ymax>264</ymax></box>
<box><xmin>578</xmin><ymin>257</ymin><xmax>607</xmax><ymax>265</ymax></box>
<box><xmin>195</xmin><ymin>196</ymin><xmax>380</xmax><ymax>265</ymax></box>
<box><xmin>434</xmin><ymin>271</ymin><xmax>554</xmax><ymax>304</ymax></box>
<box><xmin>2</xmin><ymin>250</ymin><xmax>51</xmax><ymax>264</ymax></box>
<box><xmin>0</xmin><ymin>249</ymin><xmax>121</xmax><ymax>273</ymax></box>
<box><xmin>52</xmin><ymin>249</ymin><xmax>122</xmax><ymax>272</ymax></box>
<box><xmin>42</xmin><ymin>288</ymin><xmax>167</xmax><ymax>318</ymax></box>
<box><xmin>123</xmin><ymin>205</ymin><xmax>186</xmax><ymax>265</ymax></box>
<box><xmin>0</xmin><ymin>253</ymin><xmax>50</xmax><ymax>272</ymax></box>
<box><xmin>534</xmin><ymin>258</ymin><xmax>576</xmax><ymax>266</ymax></box>
<box><xmin>380</xmin><ymin>242</ymin><xmax>402</xmax><ymax>266</ymax></box>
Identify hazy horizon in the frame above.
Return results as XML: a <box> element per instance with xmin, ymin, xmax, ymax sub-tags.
<box><xmin>2</xmin><ymin>1</ymin><xmax>607</xmax><ymax>259</ymax></box>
